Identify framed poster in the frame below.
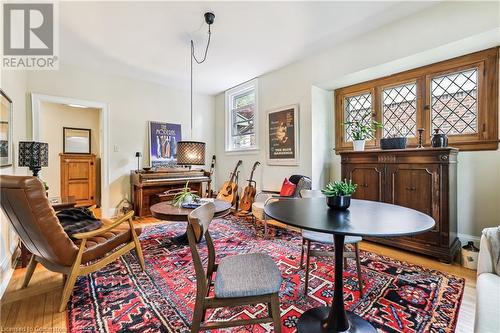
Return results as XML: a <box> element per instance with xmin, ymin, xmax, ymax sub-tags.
<box><xmin>0</xmin><ymin>89</ymin><xmax>13</xmax><ymax>167</ymax></box>
<box><xmin>148</xmin><ymin>121</ymin><xmax>182</xmax><ymax>167</ymax></box>
<box><xmin>63</xmin><ymin>127</ymin><xmax>91</xmax><ymax>154</ymax></box>
<box><xmin>267</xmin><ymin>104</ymin><xmax>299</xmax><ymax>165</ymax></box>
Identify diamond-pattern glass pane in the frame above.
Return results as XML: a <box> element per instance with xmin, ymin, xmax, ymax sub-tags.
<box><xmin>382</xmin><ymin>83</ymin><xmax>417</xmax><ymax>138</ymax></box>
<box><xmin>344</xmin><ymin>93</ymin><xmax>372</xmax><ymax>141</ymax></box>
<box><xmin>431</xmin><ymin>68</ymin><xmax>478</xmax><ymax>135</ymax></box>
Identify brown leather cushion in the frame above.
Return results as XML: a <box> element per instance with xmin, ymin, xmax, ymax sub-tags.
<box><xmin>75</xmin><ymin>218</ymin><xmax>142</xmax><ymax>264</ymax></box>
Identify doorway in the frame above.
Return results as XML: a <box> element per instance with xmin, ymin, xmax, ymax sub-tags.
<box><xmin>31</xmin><ymin>93</ymin><xmax>110</xmax><ymax>214</ymax></box>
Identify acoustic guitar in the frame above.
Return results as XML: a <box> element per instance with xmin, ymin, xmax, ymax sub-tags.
<box><xmin>216</xmin><ymin>160</ymin><xmax>242</xmax><ymax>205</ymax></box>
<box><xmin>205</xmin><ymin>155</ymin><xmax>216</xmax><ymax>198</ymax></box>
<box><xmin>239</xmin><ymin>161</ymin><xmax>260</xmax><ymax>212</ymax></box>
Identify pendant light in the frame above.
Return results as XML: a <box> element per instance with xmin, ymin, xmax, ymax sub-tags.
<box><xmin>176</xmin><ymin>12</ymin><xmax>215</xmax><ymax>167</ymax></box>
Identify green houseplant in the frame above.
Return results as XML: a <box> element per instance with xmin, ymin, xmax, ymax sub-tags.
<box><xmin>321</xmin><ymin>179</ymin><xmax>357</xmax><ymax>210</ymax></box>
<box><xmin>343</xmin><ymin>118</ymin><xmax>383</xmax><ymax>151</ymax></box>
<box><xmin>172</xmin><ymin>182</ymin><xmax>199</xmax><ymax>207</ymax></box>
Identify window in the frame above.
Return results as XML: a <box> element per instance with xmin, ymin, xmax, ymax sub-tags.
<box><xmin>225</xmin><ymin>79</ymin><xmax>258</xmax><ymax>151</ymax></box>
<box><xmin>382</xmin><ymin>82</ymin><xmax>417</xmax><ymax>138</ymax></box>
<box><xmin>430</xmin><ymin>68</ymin><xmax>478</xmax><ymax>135</ymax></box>
<box><xmin>344</xmin><ymin>92</ymin><xmax>372</xmax><ymax>142</ymax></box>
<box><xmin>334</xmin><ymin>47</ymin><xmax>498</xmax><ymax>152</ymax></box>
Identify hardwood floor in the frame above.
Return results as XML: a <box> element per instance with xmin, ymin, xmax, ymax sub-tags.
<box><xmin>0</xmin><ymin>217</ymin><xmax>476</xmax><ymax>332</ymax></box>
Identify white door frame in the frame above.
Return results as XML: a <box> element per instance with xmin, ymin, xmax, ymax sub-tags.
<box><xmin>30</xmin><ymin>93</ymin><xmax>110</xmax><ymax>216</ymax></box>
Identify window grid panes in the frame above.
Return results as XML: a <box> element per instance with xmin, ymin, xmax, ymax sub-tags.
<box><xmin>344</xmin><ymin>93</ymin><xmax>372</xmax><ymax>142</ymax></box>
<box><xmin>226</xmin><ymin>82</ymin><xmax>257</xmax><ymax>150</ymax></box>
<box><xmin>382</xmin><ymin>83</ymin><xmax>417</xmax><ymax>138</ymax></box>
<box><xmin>431</xmin><ymin>68</ymin><xmax>478</xmax><ymax>135</ymax></box>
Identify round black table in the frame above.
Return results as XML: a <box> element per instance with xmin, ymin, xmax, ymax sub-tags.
<box><xmin>264</xmin><ymin>198</ymin><xmax>435</xmax><ymax>333</ymax></box>
<box><xmin>150</xmin><ymin>199</ymin><xmax>232</xmax><ymax>245</ymax></box>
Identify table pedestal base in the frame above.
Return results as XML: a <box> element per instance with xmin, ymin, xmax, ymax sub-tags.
<box><xmin>297</xmin><ymin>307</ymin><xmax>376</xmax><ymax>333</ymax></box>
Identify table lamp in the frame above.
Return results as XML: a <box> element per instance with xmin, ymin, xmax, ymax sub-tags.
<box><xmin>135</xmin><ymin>151</ymin><xmax>142</xmax><ymax>171</ymax></box>
<box><xmin>176</xmin><ymin>141</ymin><xmax>205</xmax><ymax>167</ymax></box>
<box><xmin>18</xmin><ymin>141</ymin><xmax>48</xmax><ymax>177</ymax></box>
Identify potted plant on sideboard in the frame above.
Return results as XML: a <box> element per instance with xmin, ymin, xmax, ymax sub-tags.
<box><xmin>321</xmin><ymin>179</ymin><xmax>357</xmax><ymax>210</ymax></box>
<box><xmin>343</xmin><ymin>118</ymin><xmax>383</xmax><ymax>151</ymax></box>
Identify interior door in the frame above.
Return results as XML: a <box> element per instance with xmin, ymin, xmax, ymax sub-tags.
<box><xmin>61</xmin><ymin>156</ymin><xmax>95</xmax><ymax>206</ymax></box>
<box><xmin>386</xmin><ymin>164</ymin><xmax>440</xmax><ymax>245</ymax></box>
<box><xmin>342</xmin><ymin>164</ymin><xmax>384</xmax><ymax>202</ymax></box>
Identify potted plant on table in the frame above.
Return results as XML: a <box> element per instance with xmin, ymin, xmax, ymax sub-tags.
<box><xmin>321</xmin><ymin>179</ymin><xmax>357</xmax><ymax>210</ymax></box>
<box><xmin>343</xmin><ymin>118</ymin><xmax>383</xmax><ymax>151</ymax></box>
<box><xmin>172</xmin><ymin>182</ymin><xmax>200</xmax><ymax>207</ymax></box>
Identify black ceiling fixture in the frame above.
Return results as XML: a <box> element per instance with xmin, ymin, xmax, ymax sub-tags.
<box><xmin>177</xmin><ymin>12</ymin><xmax>215</xmax><ymax>167</ymax></box>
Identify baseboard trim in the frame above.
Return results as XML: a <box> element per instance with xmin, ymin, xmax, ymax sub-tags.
<box><xmin>457</xmin><ymin>233</ymin><xmax>481</xmax><ymax>246</ymax></box>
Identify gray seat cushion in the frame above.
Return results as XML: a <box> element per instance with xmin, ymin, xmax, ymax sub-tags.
<box><xmin>215</xmin><ymin>253</ymin><xmax>282</xmax><ymax>298</ymax></box>
<box><xmin>302</xmin><ymin>230</ymin><xmax>362</xmax><ymax>244</ymax></box>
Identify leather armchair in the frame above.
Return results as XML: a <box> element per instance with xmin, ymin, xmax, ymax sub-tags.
<box><xmin>0</xmin><ymin>175</ymin><xmax>145</xmax><ymax>311</ymax></box>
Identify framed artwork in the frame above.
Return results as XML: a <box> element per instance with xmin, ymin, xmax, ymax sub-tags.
<box><xmin>63</xmin><ymin>127</ymin><xmax>91</xmax><ymax>154</ymax></box>
<box><xmin>267</xmin><ymin>104</ymin><xmax>299</xmax><ymax>165</ymax></box>
<box><xmin>0</xmin><ymin>89</ymin><xmax>13</xmax><ymax>167</ymax></box>
<box><xmin>148</xmin><ymin>121</ymin><xmax>182</xmax><ymax>168</ymax></box>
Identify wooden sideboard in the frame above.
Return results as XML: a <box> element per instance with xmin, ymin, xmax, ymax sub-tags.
<box><xmin>60</xmin><ymin>154</ymin><xmax>97</xmax><ymax>207</ymax></box>
<box><xmin>131</xmin><ymin>169</ymin><xmax>211</xmax><ymax>217</ymax></box>
<box><xmin>340</xmin><ymin>148</ymin><xmax>460</xmax><ymax>263</ymax></box>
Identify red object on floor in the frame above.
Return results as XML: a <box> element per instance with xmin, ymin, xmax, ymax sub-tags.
<box><xmin>67</xmin><ymin>216</ymin><xmax>464</xmax><ymax>333</ymax></box>
<box><xmin>279</xmin><ymin>178</ymin><xmax>296</xmax><ymax>197</ymax></box>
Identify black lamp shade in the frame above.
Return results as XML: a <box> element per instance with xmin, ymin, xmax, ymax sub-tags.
<box><xmin>176</xmin><ymin>141</ymin><xmax>205</xmax><ymax>165</ymax></box>
<box><xmin>18</xmin><ymin>141</ymin><xmax>48</xmax><ymax>168</ymax></box>
<box><xmin>135</xmin><ymin>152</ymin><xmax>142</xmax><ymax>158</ymax></box>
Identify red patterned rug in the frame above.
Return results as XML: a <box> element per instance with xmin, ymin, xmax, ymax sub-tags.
<box><xmin>67</xmin><ymin>216</ymin><xmax>464</xmax><ymax>333</ymax></box>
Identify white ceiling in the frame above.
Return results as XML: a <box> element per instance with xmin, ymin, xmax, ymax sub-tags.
<box><xmin>60</xmin><ymin>1</ymin><xmax>437</xmax><ymax>95</ymax></box>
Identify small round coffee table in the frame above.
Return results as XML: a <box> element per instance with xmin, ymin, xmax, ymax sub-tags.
<box><xmin>150</xmin><ymin>199</ymin><xmax>232</xmax><ymax>245</ymax></box>
<box><xmin>265</xmin><ymin>198</ymin><xmax>435</xmax><ymax>333</ymax></box>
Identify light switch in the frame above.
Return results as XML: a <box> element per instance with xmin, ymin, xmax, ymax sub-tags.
<box><xmin>113</xmin><ymin>144</ymin><xmax>120</xmax><ymax>152</ymax></box>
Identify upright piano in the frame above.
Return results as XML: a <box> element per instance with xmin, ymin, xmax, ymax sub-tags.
<box><xmin>130</xmin><ymin>169</ymin><xmax>211</xmax><ymax>217</ymax></box>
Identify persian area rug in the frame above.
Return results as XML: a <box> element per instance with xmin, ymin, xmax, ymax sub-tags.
<box><xmin>67</xmin><ymin>216</ymin><xmax>464</xmax><ymax>333</ymax></box>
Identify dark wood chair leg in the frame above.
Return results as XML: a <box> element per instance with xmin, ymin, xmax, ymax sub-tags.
<box><xmin>304</xmin><ymin>240</ymin><xmax>311</xmax><ymax>295</ymax></box>
<box><xmin>344</xmin><ymin>256</ymin><xmax>348</xmax><ymax>269</ymax></box>
<box><xmin>299</xmin><ymin>238</ymin><xmax>306</xmax><ymax>268</ymax></box>
<box><xmin>191</xmin><ymin>299</ymin><xmax>204</xmax><ymax>333</ymax></box>
<box><xmin>270</xmin><ymin>293</ymin><xmax>282</xmax><ymax>333</ymax></box>
<box><xmin>354</xmin><ymin>243</ymin><xmax>363</xmax><ymax>297</ymax></box>
<box><xmin>22</xmin><ymin>256</ymin><xmax>37</xmax><ymax>288</ymax></box>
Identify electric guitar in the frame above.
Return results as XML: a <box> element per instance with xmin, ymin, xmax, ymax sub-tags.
<box><xmin>239</xmin><ymin>161</ymin><xmax>260</xmax><ymax>212</ymax></box>
<box><xmin>205</xmin><ymin>155</ymin><xmax>216</xmax><ymax>198</ymax></box>
<box><xmin>217</xmin><ymin>160</ymin><xmax>242</xmax><ymax>205</ymax></box>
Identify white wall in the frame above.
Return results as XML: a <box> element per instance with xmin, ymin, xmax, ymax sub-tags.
<box><xmin>215</xmin><ymin>1</ymin><xmax>500</xmax><ymax>240</ymax></box>
<box><xmin>0</xmin><ymin>70</ymin><xmax>28</xmax><ymax>297</ymax></box>
<box><xmin>26</xmin><ymin>64</ymin><xmax>215</xmax><ymax>216</ymax></box>
<box><xmin>39</xmin><ymin>102</ymin><xmax>101</xmax><ymax>198</ymax></box>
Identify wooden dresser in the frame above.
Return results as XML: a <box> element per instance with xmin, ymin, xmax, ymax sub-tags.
<box><xmin>131</xmin><ymin>169</ymin><xmax>211</xmax><ymax>217</ymax></box>
<box><xmin>340</xmin><ymin>148</ymin><xmax>459</xmax><ymax>263</ymax></box>
<box><xmin>60</xmin><ymin>154</ymin><xmax>97</xmax><ymax>207</ymax></box>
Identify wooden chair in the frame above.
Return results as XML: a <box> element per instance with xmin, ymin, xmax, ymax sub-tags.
<box><xmin>187</xmin><ymin>202</ymin><xmax>282</xmax><ymax>332</ymax></box>
<box><xmin>0</xmin><ymin>175</ymin><xmax>145</xmax><ymax>312</ymax></box>
<box><xmin>299</xmin><ymin>189</ymin><xmax>364</xmax><ymax>296</ymax></box>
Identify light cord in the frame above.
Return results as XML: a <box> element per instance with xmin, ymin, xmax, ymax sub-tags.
<box><xmin>190</xmin><ymin>25</ymin><xmax>212</xmax><ymax>136</ymax></box>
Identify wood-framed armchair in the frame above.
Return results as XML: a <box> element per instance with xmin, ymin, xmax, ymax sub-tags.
<box><xmin>0</xmin><ymin>175</ymin><xmax>145</xmax><ymax>312</ymax></box>
<box><xmin>187</xmin><ymin>202</ymin><xmax>283</xmax><ymax>332</ymax></box>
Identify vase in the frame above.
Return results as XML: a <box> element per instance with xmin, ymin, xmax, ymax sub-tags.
<box><xmin>353</xmin><ymin>140</ymin><xmax>365</xmax><ymax>151</ymax></box>
<box><xmin>326</xmin><ymin>195</ymin><xmax>351</xmax><ymax>210</ymax></box>
<box><xmin>431</xmin><ymin>128</ymin><xmax>448</xmax><ymax>147</ymax></box>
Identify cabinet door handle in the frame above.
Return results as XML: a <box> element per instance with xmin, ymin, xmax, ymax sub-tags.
<box><xmin>360</xmin><ymin>183</ymin><xmax>368</xmax><ymax>188</ymax></box>
<box><xmin>405</xmin><ymin>186</ymin><xmax>417</xmax><ymax>191</ymax></box>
